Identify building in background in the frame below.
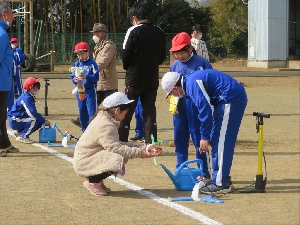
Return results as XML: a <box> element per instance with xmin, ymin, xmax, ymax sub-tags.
<box><xmin>247</xmin><ymin>0</ymin><xmax>300</xmax><ymax>69</ymax></box>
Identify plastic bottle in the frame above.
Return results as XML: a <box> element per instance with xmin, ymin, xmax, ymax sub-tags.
<box><xmin>62</xmin><ymin>132</ymin><xmax>70</xmax><ymax>147</ymax></box>
<box><xmin>62</xmin><ymin>136</ymin><xmax>68</xmax><ymax>147</ymax></box>
<box><xmin>77</xmin><ymin>79</ymin><xmax>85</xmax><ymax>101</ymax></box>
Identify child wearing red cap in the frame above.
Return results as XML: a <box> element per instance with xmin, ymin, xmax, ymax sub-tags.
<box><xmin>7</xmin><ymin>77</ymin><xmax>51</xmax><ymax>144</ymax></box>
<box><xmin>169</xmin><ymin>32</ymin><xmax>213</xmax><ymax>183</ymax></box>
<box><xmin>70</xmin><ymin>42</ymin><xmax>99</xmax><ymax>132</ymax></box>
<box><xmin>10</xmin><ymin>37</ymin><xmax>25</xmax><ymax>98</ymax></box>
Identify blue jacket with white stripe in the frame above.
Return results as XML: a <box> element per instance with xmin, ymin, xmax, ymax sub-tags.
<box><xmin>183</xmin><ymin>69</ymin><xmax>247</xmax><ymax>140</ymax></box>
<box><xmin>70</xmin><ymin>58</ymin><xmax>99</xmax><ymax>89</ymax></box>
<box><xmin>0</xmin><ymin>19</ymin><xmax>13</xmax><ymax>91</ymax></box>
<box><xmin>7</xmin><ymin>91</ymin><xmax>46</xmax><ymax>124</ymax></box>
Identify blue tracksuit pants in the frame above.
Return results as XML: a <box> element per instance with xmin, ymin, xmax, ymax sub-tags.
<box><xmin>8</xmin><ymin>116</ymin><xmax>43</xmax><ymax>138</ymax></box>
<box><xmin>173</xmin><ymin>96</ymin><xmax>210</xmax><ymax>177</ymax></box>
<box><xmin>14</xmin><ymin>68</ymin><xmax>23</xmax><ymax>96</ymax></box>
<box><xmin>134</xmin><ymin>97</ymin><xmax>144</xmax><ymax>138</ymax></box>
<box><xmin>77</xmin><ymin>87</ymin><xmax>97</xmax><ymax>132</ymax></box>
<box><xmin>210</xmin><ymin>97</ymin><xmax>247</xmax><ymax>186</ymax></box>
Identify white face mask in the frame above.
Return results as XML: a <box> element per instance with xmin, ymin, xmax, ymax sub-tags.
<box><xmin>33</xmin><ymin>90</ymin><xmax>40</xmax><ymax>96</ymax></box>
<box><xmin>5</xmin><ymin>15</ymin><xmax>10</xmax><ymax>27</ymax></box>
<box><xmin>11</xmin><ymin>44</ymin><xmax>17</xmax><ymax>49</ymax></box>
<box><xmin>196</xmin><ymin>34</ymin><xmax>202</xmax><ymax>40</ymax></box>
<box><xmin>92</xmin><ymin>35</ymin><xmax>100</xmax><ymax>44</ymax></box>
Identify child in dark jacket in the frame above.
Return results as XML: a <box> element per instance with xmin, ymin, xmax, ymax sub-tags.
<box><xmin>7</xmin><ymin>77</ymin><xmax>50</xmax><ymax>144</ymax></box>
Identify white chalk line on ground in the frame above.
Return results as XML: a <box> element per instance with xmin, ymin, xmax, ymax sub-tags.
<box><xmin>7</xmin><ymin>130</ymin><xmax>222</xmax><ymax>225</ymax></box>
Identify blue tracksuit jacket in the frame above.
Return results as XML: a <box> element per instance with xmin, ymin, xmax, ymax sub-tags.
<box><xmin>7</xmin><ymin>91</ymin><xmax>46</xmax><ymax>138</ymax></box>
<box><xmin>183</xmin><ymin>69</ymin><xmax>248</xmax><ymax>186</ymax></box>
<box><xmin>170</xmin><ymin>54</ymin><xmax>212</xmax><ymax>177</ymax></box>
<box><xmin>70</xmin><ymin>57</ymin><xmax>99</xmax><ymax>132</ymax></box>
<box><xmin>0</xmin><ymin>20</ymin><xmax>13</xmax><ymax>91</ymax></box>
<box><xmin>12</xmin><ymin>47</ymin><xmax>25</xmax><ymax>95</ymax></box>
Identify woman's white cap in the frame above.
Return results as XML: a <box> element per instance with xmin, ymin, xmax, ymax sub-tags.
<box><xmin>103</xmin><ymin>92</ymin><xmax>134</xmax><ymax>108</ymax></box>
<box><xmin>161</xmin><ymin>72</ymin><xmax>181</xmax><ymax>98</ymax></box>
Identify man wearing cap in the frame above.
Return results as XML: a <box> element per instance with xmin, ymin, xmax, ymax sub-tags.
<box><xmin>10</xmin><ymin>37</ymin><xmax>25</xmax><ymax>98</ymax></box>
<box><xmin>90</xmin><ymin>23</ymin><xmax>118</xmax><ymax>106</ymax></box>
<box><xmin>119</xmin><ymin>2</ymin><xmax>166</xmax><ymax>144</ymax></box>
<box><xmin>0</xmin><ymin>2</ymin><xmax>19</xmax><ymax>156</ymax></box>
<box><xmin>8</xmin><ymin>77</ymin><xmax>51</xmax><ymax>144</ymax></box>
<box><xmin>161</xmin><ymin>69</ymin><xmax>247</xmax><ymax>193</ymax></box>
<box><xmin>169</xmin><ymin>32</ymin><xmax>212</xmax><ymax>181</ymax></box>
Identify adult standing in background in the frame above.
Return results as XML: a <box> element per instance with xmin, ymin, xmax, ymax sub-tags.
<box><xmin>91</xmin><ymin>23</ymin><xmax>118</xmax><ymax>106</ymax></box>
<box><xmin>0</xmin><ymin>2</ymin><xmax>19</xmax><ymax>157</ymax></box>
<box><xmin>191</xmin><ymin>25</ymin><xmax>210</xmax><ymax>61</ymax></box>
<box><xmin>119</xmin><ymin>2</ymin><xmax>166</xmax><ymax>144</ymax></box>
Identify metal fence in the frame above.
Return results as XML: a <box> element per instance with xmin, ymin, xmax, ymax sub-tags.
<box><xmin>12</xmin><ymin>33</ymin><xmax>176</xmax><ymax>66</ymax></box>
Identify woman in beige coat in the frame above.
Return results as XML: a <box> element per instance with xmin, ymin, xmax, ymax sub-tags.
<box><xmin>73</xmin><ymin>92</ymin><xmax>158</xmax><ymax>196</ymax></box>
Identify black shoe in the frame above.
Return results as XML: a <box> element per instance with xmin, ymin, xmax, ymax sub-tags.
<box><xmin>1</xmin><ymin>148</ymin><xmax>7</xmax><ymax>157</ymax></box>
<box><xmin>70</xmin><ymin>118</ymin><xmax>81</xmax><ymax>128</ymax></box>
<box><xmin>6</xmin><ymin>145</ymin><xmax>19</xmax><ymax>153</ymax></box>
<box><xmin>129</xmin><ymin>136</ymin><xmax>144</xmax><ymax>142</ymax></box>
<box><xmin>200</xmin><ymin>184</ymin><xmax>231</xmax><ymax>194</ymax></box>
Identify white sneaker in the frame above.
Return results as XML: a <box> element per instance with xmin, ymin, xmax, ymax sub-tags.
<box><xmin>13</xmin><ymin>130</ymin><xmax>20</xmax><ymax>137</ymax></box>
<box><xmin>16</xmin><ymin>136</ymin><xmax>34</xmax><ymax>144</ymax></box>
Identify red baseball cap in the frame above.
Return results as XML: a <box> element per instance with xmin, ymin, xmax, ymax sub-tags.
<box><xmin>169</xmin><ymin>32</ymin><xmax>191</xmax><ymax>52</ymax></box>
<box><xmin>74</xmin><ymin>42</ymin><xmax>89</xmax><ymax>53</ymax></box>
<box><xmin>23</xmin><ymin>77</ymin><xmax>41</xmax><ymax>90</ymax></box>
<box><xmin>10</xmin><ymin>37</ymin><xmax>19</xmax><ymax>43</ymax></box>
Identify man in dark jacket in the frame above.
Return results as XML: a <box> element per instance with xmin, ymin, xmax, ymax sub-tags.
<box><xmin>119</xmin><ymin>2</ymin><xmax>166</xmax><ymax>144</ymax></box>
<box><xmin>0</xmin><ymin>2</ymin><xmax>19</xmax><ymax>156</ymax></box>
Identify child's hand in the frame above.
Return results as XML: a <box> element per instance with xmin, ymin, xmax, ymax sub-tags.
<box><xmin>141</xmin><ymin>149</ymin><xmax>152</xmax><ymax>159</ymax></box>
<box><xmin>45</xmin><ymin>120</ymin><xmax>50</xmax><ymax>126</ymax></box>
<box><xmin>78</xmin><ymin>73</ymin><xmax>86</xmax><ymax>79</ymax></box>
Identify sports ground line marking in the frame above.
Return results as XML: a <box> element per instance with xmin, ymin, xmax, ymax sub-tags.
<box><xmin>8</xmin><ymin>130</ymin><xmax>222</xmax><ymax>225</ymax></box>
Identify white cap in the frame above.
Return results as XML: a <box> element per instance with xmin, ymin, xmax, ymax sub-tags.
<box><xmin>161</xmin><ymin>72</ymin><xmax>181</xmax><ymax>98</ymax></box>
<box><xmin>103</xmin><ymin>92</ymin><xmax>134</xmax><ymax>108</ymax></box>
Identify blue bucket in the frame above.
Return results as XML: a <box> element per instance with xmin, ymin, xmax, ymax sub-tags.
<box><xmin>39</xmin><ymin>123</ymin><xmax>56</xmax><ymax>143</ymax></box>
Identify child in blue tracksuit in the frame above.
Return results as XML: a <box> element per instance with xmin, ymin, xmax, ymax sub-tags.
<box><xmin>70</xmin><ymin>42</ymin><xmax>99</xmax><ymax>132</ymax></box>
<box><xmin>8</xmin><ymin>77</ymin><xmax>51</xmax><ymax>144</ymax></box>
<box><xmin>169</xmin><ymin>32</ymin><xmax>212</xmax><ymax>180</ymax></box>
<box><xmin>161</xmin><ymin>69</ymin><xmax>248</xmax><ymax>193</ymax></box>
<box><xmin>10</xmin><ymin>37</ymin><xmax>25</xmax><ymax>98</ymax></box>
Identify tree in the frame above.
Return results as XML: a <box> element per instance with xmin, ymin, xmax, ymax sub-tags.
<box><xmin>208</xmin><ymin>0</ymin><xmax>248</xmax><ymax>55</ymax></box>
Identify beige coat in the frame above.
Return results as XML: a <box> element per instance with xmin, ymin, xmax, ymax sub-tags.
<box><xmin>93</xmin><ymin>38</ymin><xmax>118</xmax><ymax>91</ymax></box>
<box><xmin>73</xmin><ymin>110</ymin><xmax>141</xmax><ymax>178</ymax></box>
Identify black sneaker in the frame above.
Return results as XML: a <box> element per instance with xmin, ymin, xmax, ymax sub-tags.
<box><xmin>70</xmin><ymin>118</ymin><xmax>81</xmax><ymax>128</ymax></box>
<box><xmin>6</xmin><ymin>145</ymin><xmax>19</xmax><ymax>153</ymax></box>
<box><xmin>129</xmin><ymin>136</ymin><xmax>144</xmax><ymax>142</ymax></box>
<box><xmin>1</xmin><ymin>148</ymin><xmax>7</xmax><ymax>157</ymax></box>
<box><xmin>200</xmin><ymin>184</ymin><xmax>231</xmax><ymax>194</ymax></box>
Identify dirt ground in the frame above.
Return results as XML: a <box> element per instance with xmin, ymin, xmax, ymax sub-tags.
<box><xmin>0</xmin><ymin>66</ymin><xmax>299</xmax><ymax>225</ymax></box>
<box><xmin>54</xmin><ymin>58</ymin><xmax>274</xmax><ymax>73</ymax></box>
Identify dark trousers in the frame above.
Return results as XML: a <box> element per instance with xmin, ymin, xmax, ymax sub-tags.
<box><xmin>0</xmin><ymin>91</ymin><xmax>11</xmax><ymax>149</ymax></box>
<box><xmin>88</xmin><ymin>171</ymin><xmax>114</xmax><ymax>183</ymax></box>
<box><xmin>119</xmin><ymin>86</ymin><xmax>157</xmax><ymax>143</ymax></box>
<box><xmin>97</xmin><ymin>89</ymin><xmax>118</xmax><ymax>107</ymax></box>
